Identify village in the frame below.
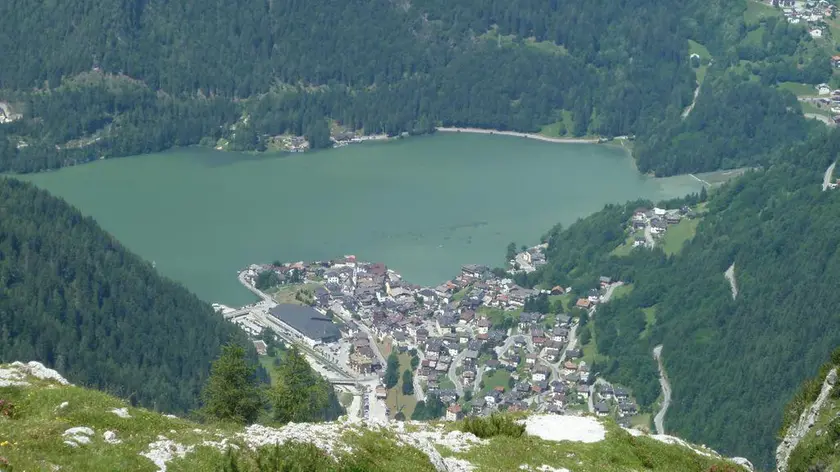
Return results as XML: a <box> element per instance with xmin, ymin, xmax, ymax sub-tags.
<box><xmin>269</xmin><ymin>130</ymin><xmax>393</xmax><ymax>152</ymax></box>
<box><xmin>220</xmin><ymin>246</ymin><xmax>648</xmax><ymax>429</ymax></box>
<box><xmin>627</xmin><ymin>204</ymin><xmax>698</xmax><ymax>250</ymax></box>
<box><xmin>769</xmin><ymin>0</ymin><xmax>836</xmax><ymax>38</ymax></box>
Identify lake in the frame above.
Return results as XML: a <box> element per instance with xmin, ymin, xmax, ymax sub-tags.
<box><xmin>22</xmin><ymin>133</ymin><xmax>701</xmax><ymax>306</ymax></box>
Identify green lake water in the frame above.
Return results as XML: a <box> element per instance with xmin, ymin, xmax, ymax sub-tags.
<box><xmin>21</xmin><ymin>133</ymin><xmax>701</xmax><ymax>306</ymax></box>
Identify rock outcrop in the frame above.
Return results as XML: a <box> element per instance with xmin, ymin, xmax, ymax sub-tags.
<box><xmin>776</xmin><ymin>368</ymin><xmax>838</xmax><ymax>472</ymax></box>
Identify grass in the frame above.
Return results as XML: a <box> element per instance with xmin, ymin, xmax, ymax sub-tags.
<box><xmin>743</xmin><ymin>0</ymin><xmax>780</xmax><ymax>25</ymax></box>
<box><xmin>270</xmin><ymin>282</ymin><xmax>323</xmax><ymax>305</ymax></box>
<box><xmin>479</xmin><ymin>370</ymin><xmax>512</xmax><ymax>396</ymax></box>
<box><xmin>451</xmin><ymin>420</ymin><xmax>741</xmax><ymax>472</ymax></box>
<box><xmin>0</xmin><ymin>377</ymin><xmax>234</xmax><ymax>472</ymax></box>
<box><xmin>386</xmin><ymin>351</ymin><xmax>418</xmax><ymax>419</ymax></box>
<box><xmin>661</xmin><ymin>218</ymin><xmax>701</xmax><ymax>256</ymax></box>
<box><xmin>451</xmin><ymin>288</ymin><xmax>469</xmax><ymax>303</ymax></box>
<box><xmin>800</xmin><ymin>100</ymin><xmax>833</xmax><ymax>118</ymax></box>
<box><xmin>609</xmin><ymin>284</ymin><xmax>634</xmax><ymax>301</ymax></box>
<box><xmin>0</xmin><ymin>365</ymin><xmax>742</xmax><ymax>472</ymax></box>
<box><xmin>460</xmin><ymin>414</ymin><xmax>525</xmax><ymax>439</ymax></box>
<box><xmin>479</xmin><ymin>27</ymin><xmax>568</xmax><ymax>56</ymax></box>
<box><xmin>538</xmin><ymin>110</ymin><xmax>600</xmax><ymax>139</ymax></box>
<box><xmin>611</xmin><ymin>232</ymin><xmax>637</xmax><ymax>257</ymax></box>
<box><xmin>581</xmin><ymin>325</ymin><xmax>609</xmax><ymax>366</ymax></box>
<box><xmin>548</xmin><ymin>293</ymin><xmax>574</xmax><ymax>312</ymax></box>
<box><xmin>778</xmin><ymin>82</ymin><xmax>819</xmax><ymax>97</ymax></box>
<box><xmin>259</xmin><ymin>355</ymin><xmax>280</xmax><ymax>386</ymax></box>
<box><xmin>640</xmin><ymin>306</ymin><xmax>657</xmax><ymax>339</ymax></box>
<box><xmin>629</xmin><ymin>413</ymin><xmax>652</xmax><ymax>433</ymax></box>
<box><xmin>438</xmin><ymin>375</ymin><xmax>456</xmax><ymax>392</ymax></box>
<box><xmin>688</xmin><ymin>40</ymin><xmax>711</xmax><ymax>85</ymax></box>
<box><xmin>478</xmin><ymin>306</ymin><xmax>521</xmax><ymax>330</ymax></box>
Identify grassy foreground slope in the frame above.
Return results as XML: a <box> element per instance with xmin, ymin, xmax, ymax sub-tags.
<box><xmin>0</xmin><ymin>362</ymin><xmax>748</xmax><ymax>472</ymax></box>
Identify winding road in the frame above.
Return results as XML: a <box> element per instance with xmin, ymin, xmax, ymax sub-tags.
<box><xmin>447</xmin><ymin>350</ymin><xmax>468</xmax><ymax>397</ymax></box>
<box><xmin>652</xmin><ymin>344</ymin><xmax>671</xmax><ymax>435</ymax></box>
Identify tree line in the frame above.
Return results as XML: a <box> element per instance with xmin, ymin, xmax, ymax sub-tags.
<box><xmin>0</xmin><ymin>177</ymin><xmax>249</xmax><ymax>413</ymax></box>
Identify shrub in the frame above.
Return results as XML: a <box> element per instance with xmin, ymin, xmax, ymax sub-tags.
<box><xmin>459</xmin><ymin>413</ymin><xmax>525</xmax><ymax>439</ymax></box>
<box><xmin>0</xmin><ymin>400</ymin><xmax>15</xmax><ymax>419</ymax></box>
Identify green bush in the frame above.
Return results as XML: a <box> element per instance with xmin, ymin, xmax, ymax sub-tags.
<box><xmin>459</xmin><ymin>413</ymin><xmax>526</xmax><ymax>439</ymax></box>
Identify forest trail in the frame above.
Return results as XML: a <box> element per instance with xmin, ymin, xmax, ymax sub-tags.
<box><xmin>724</xmin><ymin>263</ymin><xmax>738</xmax><ymax>300</ymax></box>
<box><xmin>653</xmin><ymin>345</ymin><xmax>671</xmax><ymax>435</ymax></box>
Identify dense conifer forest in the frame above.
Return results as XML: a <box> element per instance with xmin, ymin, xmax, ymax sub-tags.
<box><xmin>0</xmin><ymin>178</ymin><xmax>249</xmax><ymax>413</ymax></box>
<box><xmin>0</xmin><ymin>0</ymin><xmax>759</xmax><ymax>174</ymax></box>
<box><xmin>518</xmin><ymin>130</ymin><xmax>840</xmax><ymax>468</ymax></box>
<box><xmin>4</xmin><ymin>0</ymin><xmax>840</xmax><ymax>468</ymax></box>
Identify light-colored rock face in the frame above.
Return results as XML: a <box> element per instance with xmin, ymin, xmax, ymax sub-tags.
<box><xmin>776</xmin><ymin>368</ymin><xmax>838</xmax><ymax>472</ymax></box>
<box><xmin>0</xmin><ymin>361</ymin><xmax>69</xmax><ymax>387</ymax></box>
<box><xmin>523</xmin><ymin>415</ymin><xmax>606</xmax><ymax>443</ymax></box>
<box><xmin>104</xmin><ymin>431</ymin><xmax>122</xmax><ymax>444</ymax></box>
<box><xmin>141</xmin><ymin>436</ymin><xmax>195</xmax><ymax>472</ymax></box>
<box><xmin>63</xmin><ymin>426</ymin><xmax>94</xmax><ymax>447</ymax></box>
<box><xmin>110</xmin><ymin>407</ymin><xmax>131</xmax><ymax>418</ymax></box>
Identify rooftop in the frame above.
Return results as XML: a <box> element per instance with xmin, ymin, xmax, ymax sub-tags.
<box><xmin>269</xmin><ymin>304</ymin><xmax>341</xmax><ymax>342</ymax></box>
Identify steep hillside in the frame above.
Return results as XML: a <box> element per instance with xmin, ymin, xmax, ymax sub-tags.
<box><xmin>520</xmin><ymin>130</ymin><xmax>840</xmax><ymax>469</ymax></box>
<box><xmin>0</xmin><ymin>177</ymin><xmax>246</xmax><ymax>413</ymax></box>
<box><xmin>0</xmin><ymin>0</ymin><xmax>744</xmax><ymax>173</ymax></box>
<box><xmin>0</xmin><ymin>361</ymin><xmax>752</xmax><ymax>472</ymax></box>
<box><xmin>777</xmin><ymin>349</ymin><xmax>840</xmax><ymax>472</ymax></box>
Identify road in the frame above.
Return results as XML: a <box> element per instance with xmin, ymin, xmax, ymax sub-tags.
<box><xmin>329</xmin><ymin>301</ymin><xmax>387</xmax><ymax>367</ymax></box>
<box><xmin>473</xmin><ymin>366</ymin><xmax>485</xmax><ymax>394</ymax></box>
<box><xmin>554</xmin><ymin>322</ymin><xmax>578</xmax><ymax>367</ymax></box>
<box><xmin>448</xmin><ymin>350</ymin><xmax>468</xmax><ymax>397</ymax></box>
<box><xmin>806</xmin><ymin>113</ymin><xmax>835</xmax><ymax>126</ymax></box>
<box><xmin>494</xmin><ymin>334</ymin><xmax>535</xmax><ymax>359</ymax></box>
<box><xmin>239</xmin><ymin>271</ymin><xmax>277</xmax><ymax>305</ymax></box>
<box><xmin>823</xmin><ymin>161</ymin><xmax>836</xmax><ymax>191</ymax></box>
<box><xmin>652</xmin><ymin>344</ymin><xmax>671</xmax><ymax>435</ymax></box>
<box><xmin>600</xmin><ymin>281</ymin><xmax>623</xmax><ymax>305</ymax></box>
<box><xmin>644</xmin><ymin>226</ymin><xmax>655</xmax><ymax>248</ymax></box>
<box><xmin>412</xmin><ymin>348</ymin><xmax>426</xmax><ymax>401</ymax></box>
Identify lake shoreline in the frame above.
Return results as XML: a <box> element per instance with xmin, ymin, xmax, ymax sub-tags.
<box><xmin>434</xmin><ymin>127</ymin><xmax>603</xmax><ymax>144</ymax></box>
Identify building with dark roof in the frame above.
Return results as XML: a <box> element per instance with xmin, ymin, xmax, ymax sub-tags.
<box><xmin>269</xmin><ymin>304</ymin><xmax>341</xmax><ymax>345</ymax></box>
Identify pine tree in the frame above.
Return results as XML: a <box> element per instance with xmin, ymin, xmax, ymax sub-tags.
<box><xmin>402</xmin><ymin>369</ymin><xmax>414</xmax><ymax>395</ymax></box>
<box><xmin>272</xmin><ymin>347</ymin><xmax>329</xmax><ymax>424</ymax></box>
<box><xmin>384</xmin><ymin>353</ymin><xmax>400</xmax><ymax>389</ymax></box>
<box><xmin>201</xmin><ymin>343</ymin><xmax>262</xmax><ymax>424</ymax></box>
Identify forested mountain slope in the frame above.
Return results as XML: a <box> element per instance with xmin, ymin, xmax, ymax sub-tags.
<box><xmin>0</xmin><ymin>0</ymin><xmax>742</xmax><ymax>173</ymax></box>
<box><xmin>522</xmin><ymin>130</ymin><xmax>840</xmax><ymax>469</ymax></box>
<box><xmin>0</xmin><ymin>178</ymin><xmax>247</xmax><ymax>413</ymax></box>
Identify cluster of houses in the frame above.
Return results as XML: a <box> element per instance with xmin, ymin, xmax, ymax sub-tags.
<box><xmin>243</xmin><ymin>256</ymin><xmax>645</xmax><ymax>424</ymax></box>
<box><xmin>810</xmin><ymin>87</ymin><xmax>840</xmax><ymax>123</ymax></box>
<box><xmin>592</xmin><ymin>383</ymin><xmax>640</xmax><ymax>422</ymax></box>
<box><xmin>628</xmin><ymin>206</ymin><xmax>694</xmax><ymax>249</ymax></box>
<box><xmin>331</xmin><ymin>131</ymin><xmax>390</xmax><ymax>147</ymax></box>
<box><xmin>509</xmin><ymin>243</ymin><xmax>549</xmax><ymax>274</ymax></box>
<box><xmin>275</xmin><ymin>135</ymin><xmax>310</xmax><ymax>152</ymax></box>
<box><xmin>0</xmin><ymin>103</ymin><xmax>21</xmax><ymax>124</ymax></box>
<box><xmin>770</xmin><ymin>0</ymin><xmax>835</xmax><ymax>38</ymax></box>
